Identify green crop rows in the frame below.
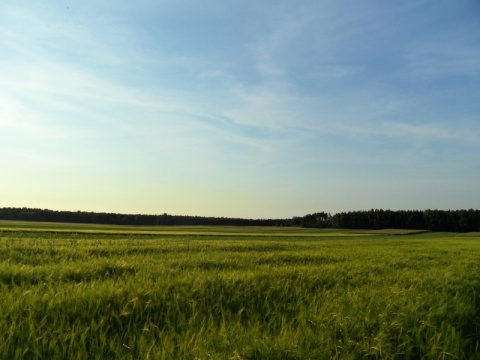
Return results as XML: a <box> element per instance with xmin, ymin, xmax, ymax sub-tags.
<box><xmin>0</xmin><ymin>222</ymin><xmax>479</xmax><ymax>359</ymax></box>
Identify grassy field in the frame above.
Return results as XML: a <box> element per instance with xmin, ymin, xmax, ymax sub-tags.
<box><xmin>0</xmin><ymin>221</ymin><xmax>478</xmax><ymax>359</ymax></box>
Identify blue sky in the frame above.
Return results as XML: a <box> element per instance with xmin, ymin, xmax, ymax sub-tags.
<box><xmin>1</xmin><ymin>1</ymin><xmax>479</xmax><ymax>218</ymax></box>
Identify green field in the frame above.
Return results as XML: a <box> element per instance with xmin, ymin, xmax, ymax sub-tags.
<box><xmin>0</xmin><ymin>221</ymin><xmax>479</xmax><ymax>359</ymax></box>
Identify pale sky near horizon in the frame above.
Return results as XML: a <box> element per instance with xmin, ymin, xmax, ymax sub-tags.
<box><xmin>1</xmin><ymin>1</ymin><xmax>479</xmax><ymax>219</ymax></box>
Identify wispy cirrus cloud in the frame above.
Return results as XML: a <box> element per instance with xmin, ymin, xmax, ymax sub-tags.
<box><xmin>405</xmin><ymin>40</ymin><xmax>480</xmax><ymax>79</ymax></box>
<box><xmin>334</xmin><ymin>121</ymin><xmax>479</xmax><ymax>145</ymax></box>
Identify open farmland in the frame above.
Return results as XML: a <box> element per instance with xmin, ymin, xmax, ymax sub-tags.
<box><xmin>0</xmin><ymin>222</ymin><xmax>479</xmax><ymax>359</ymax></box>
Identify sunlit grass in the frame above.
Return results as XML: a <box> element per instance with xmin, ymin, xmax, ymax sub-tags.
<box><xmin>0</xmin><ymin>223</ymin><xmax>478</xmax><ymax>358</ymax></box>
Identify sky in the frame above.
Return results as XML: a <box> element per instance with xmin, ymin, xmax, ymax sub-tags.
<box><xmin>1</xmin><ymin>1</ymin><xmax>479</xmax><ymax>219</ymax></box>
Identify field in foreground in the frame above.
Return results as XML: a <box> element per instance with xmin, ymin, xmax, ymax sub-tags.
<box><xmin>0</xmin><ymin>222</ymin><xmax>479</xmax><ymax>359</ymax></box>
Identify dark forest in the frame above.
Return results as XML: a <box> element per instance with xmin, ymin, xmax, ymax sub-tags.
<box><xmin>1</xmin><ymin>207</ymin><xmax>479</xmax><ymax>232</ymax></box>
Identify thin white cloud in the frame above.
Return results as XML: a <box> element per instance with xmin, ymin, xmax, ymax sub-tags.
<box><xmin>333</xmin><ymin>121</ymin><xmax>480</xmax><ymax>146</ymax></box>
<box><xmin>405</xmin><ymin>42</ymin><xmax>480</xmax><ymax>79</ymax></box>
<box><xmin>247</xmin><ymin>2</ymin><xmax>325</xmax><ymax>82</ymax></box>
<box><xmin>0</xmin><ymin>95</ymin><xmax>79</xmax><ymax>139</ymax></box>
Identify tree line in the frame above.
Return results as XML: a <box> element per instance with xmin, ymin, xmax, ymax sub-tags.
<box><xmin>0</xmin><ymin>207</ymin><xmax>279</xmax><ymax>226</ymax></box>
<box><xmin>0</xmin><ymin>207</ymin><xmax>478</xmax><ymax>232</ymax></box>
<box><xmin>0</xmin><ymin>208</ymin><xmax>331</xmax><ymax>228</ymax></box>
<box><xmin>331</xmin><ymin>209</ymin><xmax>480</xmax><ymax>232</ymax></box>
